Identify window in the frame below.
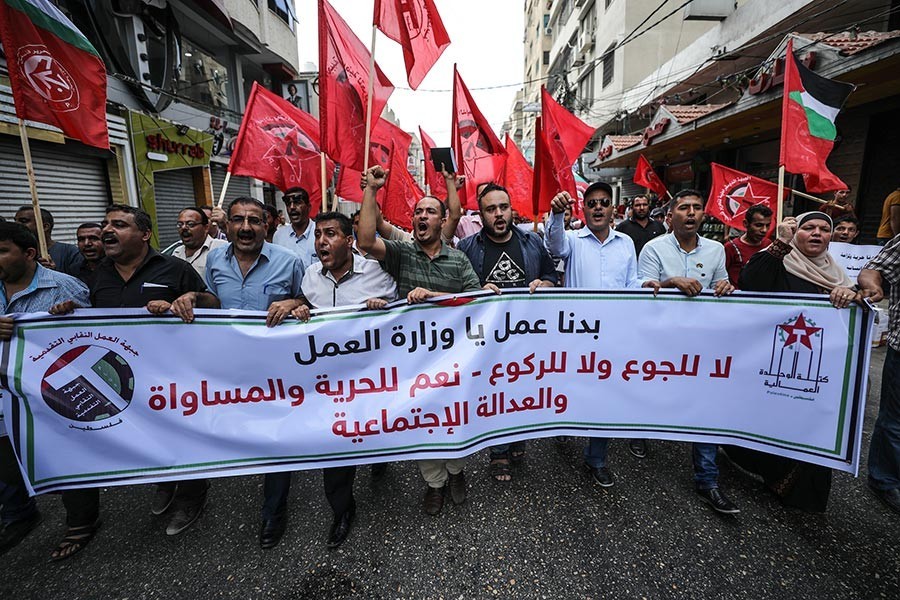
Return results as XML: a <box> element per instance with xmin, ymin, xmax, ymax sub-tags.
<box><xmin>268</xmin><ymin>0</ymin><xmax>296</xmax><ymax>31</ymax></box>
<box><xmin>578</xmin><ymin>67</ymin><xmax>595</xmax><ymax>107</ymax></box>
<box><xmin>602</xmin><ymin>43</ymin><xmax>615</xmax><ymax>88</ymax></box>
<box><xmin>176</xmin><ymin>39</ymin><xmax>230</xmax><ymax>109</ymax></box>
<box><xmin>543</xmin><ymin>51</ymin><xmax>550</xmax><ymax>65</ymax></box>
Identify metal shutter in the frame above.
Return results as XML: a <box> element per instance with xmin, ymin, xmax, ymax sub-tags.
<box><xmin>210</xmin><ymin>163</ymin><xmax>253</xmax><ymax>206</ymax></box>
<box><xmin>153</xmin><ymin>169</ymin><xmax>196</xmax><ymax>248</ymax></box>
<box><xmin>0</xmin><ymin>135</ymin><xmax>110</xmax><ymax>244</ymax></box>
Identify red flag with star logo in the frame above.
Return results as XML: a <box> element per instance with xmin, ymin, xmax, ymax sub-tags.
<box><xmin>706</xmin><ymin>163</ymin><xmax>781</xmax><ymax>234</ymax></box>
<box><xmin>374</xmin><ymin>0</ymin><xmax>450</xmax><ymax>90</ymax></box>
<box><xmin>229</xmin><ymin>82</ymin><xmax>333</xmax><ymax>216</ymax></box>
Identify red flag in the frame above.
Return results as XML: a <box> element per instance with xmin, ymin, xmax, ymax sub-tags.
<box><xmin>374</xmin><ymin>0</ymin><xmax>450</xmax><ymax>90</ymax></box>
<box><xmin>706</xmin><ymin>163</ymin><xmax>780</xmax><ymax>234</ymax></box>
<box><xmin>419</xmin><ymin>127</ymin><xmax>448</xmax><ymax>199</ymax></box>
<box><xmin>540</xmin><ymin>87</ymin><xmax>595</xmax><ymax>199</ymax></box>
<box><xmin>319</xmin><ymin>0</ymin><xmax>394</xmax><ymax>171</ymax></box>
<box><xmin>780</xmin><ymin>38</ymin><xmax>854</xmax><ymax>193</ymax></box>
<box><xmin>503</xmin><ymin>134</ymin><xmax>534</xmax><ymax>220</ymax></box>
<box><xmin>452</xmin><ymin>66</ymin><xmax>507</xmax><ymax>210</ymax></box>
<box><xmin>634</xmin><ymin>155</ymin><xmax>669</xmax><ymax>199</ymax></box>
<box><xmin>382</xmin><ymin>139</ymin><xmax>424</xmax><ymax>229</ymax></box>
<box><xmin>336</xmin><ymin>118</ymin><xmax>412</xmax><ymax>203</ymax></box>
<box><xmin>229</xmin><ymin>83</ymin><xmax>333</xmax><ymax>217</ymax></box>
<box><xmin>0</xmin><ymin>0</ymin><xmax>109</xmax><ymax>148</ymax></box>
<box><xmin>531</xmin><ymin>116</ymin><xmax>560</xmax><ymax>216</ymax></box>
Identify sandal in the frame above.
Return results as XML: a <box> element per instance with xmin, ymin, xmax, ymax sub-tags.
<box><xmin>50</xmin><ymin>519</ymin><xmax>101</xmax><ymax>562</ymax></box>
<box><xmin>510</xmin><ymin>450</ymin><xmax>526</xmax><ymax>464</ymax></box>
<box><xmin>489</xmin><ymin>457</ymin><xmax>512</xmax><ymax>482</ymax></box>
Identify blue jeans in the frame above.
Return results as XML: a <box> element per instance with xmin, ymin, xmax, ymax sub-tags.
<box><xmin>693</xmin><ymin>443</ymin><xmax>719</xmax><ymax>490</ymax></box>
<box><xmin>262</xmin><ymin>472</ymin><xmax>291</xmax><ymax>520</ymax></box>
<box><xmin>869</xmin><ymin>347</ymin><xmax>900</xmax><ymax>490</ymax></box>
<box><xmin>583</xmin><ymin>437</ymin><xmax>609</xmax><ymax>468</ymax></box>
<box><xmin>0</xmin><ymin>436</ymin><xmax>37</xmax><ymax>525</ymax></box>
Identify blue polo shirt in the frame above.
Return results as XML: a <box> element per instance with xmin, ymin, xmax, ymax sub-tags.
<box><xmin>272</xmin><ymin>220</ymin><xmax>317</xmax><ymax>272</ymax></box>
<box><xmin>545</xmin><ymin>211</ymin><xmax>639</xmax><ymax>289</ymax></box>
<box><xmin>638</xmin><ymin>233</ymin><xmax>728</xmax><ymax>287</ymax></box>
<box><xmin>205</xmin><ymin>242</ymin><xmax>303</xmax><ymax>311</ymax></box>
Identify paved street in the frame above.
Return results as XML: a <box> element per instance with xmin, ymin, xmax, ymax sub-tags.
<box><xmin>1</xmin><ymin>347</ymin><xmax>898</xmax><ymax>600</ymax></box>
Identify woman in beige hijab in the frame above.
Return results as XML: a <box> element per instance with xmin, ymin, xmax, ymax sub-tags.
<box><xmin>731</xmin><ymin>211</ymin><xmax>860</xmax><ymax>512</ymax></box>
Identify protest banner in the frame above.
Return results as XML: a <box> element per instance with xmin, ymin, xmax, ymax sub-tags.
<box><xmin>1</xmin><ymin>290</ymin><xmax>871</xmax><ymax>495</ymax></box>
<box><xmin>829</xmin><ymin>242</ymin><xmax>881</xmax><ymax>282</ymax></box>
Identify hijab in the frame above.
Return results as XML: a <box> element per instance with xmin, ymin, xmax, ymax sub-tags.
<box><xmin>783</xmin><ymin>211</ymin><xmax>852</xmax><ymax>290</ymax></box>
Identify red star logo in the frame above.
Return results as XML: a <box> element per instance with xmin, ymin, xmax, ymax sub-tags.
<box><xmin>726</xmin><ymin>182</ymin><xmax>770</xmax><ymax>218</ymax></box>
<box><xmin>779</xmin><ymin>313</ymin><xmax>821</xmax><ymax>350</ymax></box>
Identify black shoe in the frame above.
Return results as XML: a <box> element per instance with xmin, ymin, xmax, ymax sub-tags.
<box><xmin>150</xmin><ymin>483</ymin><xmax>177</xmax><ymax>515</ymax></box>
<box><xmin>0</xmin><ymin>511</ymin><xmax>42</xmax><ymax>556</ymax></box>
<box><xmin>629</xmin><ymin>439</ymin><xmax>648</xmax><ymax>459</ymax></box>
<box><xmin>326</xmin><ymin>506</ymin><xmax>356</xmax><ymax>549</ymax></box>
<box><xmin>259</xmin><ymin>513</ymin><xmax>287</xmax><ymax>549</ymax></box>
<box><xmin>584</xmin><ymin>463</ymin><xmax>615</xmax><ymax>487</ymax></box>
<box><xmin>370</xmin><ymin>463</ymin><xmax>388</xmax><ymax>482</ymax></box>
<box><xmin>870</xmin><ymin>486</ymin><xmax>900</xmax><ymax>515</ymax></box>
<box><xmin>165</xmin><ymin>497</ymin><xmax>207</xmax><ymax>536</ymax></box>
<box><xmin>423</xmin><ymin>485</ymin><xmax>445</xmax><ymax>516</ymax></box>
<box><xmin>448</xmin><ymin>471</ymin><xmax>467</xmax><ymax>505</ymax></box>
<box><xmin>697</xmin><ymin>487</ymin><xmax>740</xmax><ymax>514</ymax></box>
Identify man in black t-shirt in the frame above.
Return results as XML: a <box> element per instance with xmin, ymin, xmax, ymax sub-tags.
<box><xmin>615</xmin><ymin>195</ymin><xmax>666</xmax><ymax>257</ymax></box>
<box><xmin>457</xmin><ymin>184</ymin><xmax>558</xmax><ymax>482</ymax></box>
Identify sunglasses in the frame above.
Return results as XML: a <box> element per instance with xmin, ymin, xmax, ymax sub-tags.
<box><xmin>283</xmin><ymin>196</ymin><xmax>308</xmax><ymax>206</ymax></box>
<box><xmin>584</xmin><ymin>197</ymin><xmax>612</xmax><ymax>209</ymax></box>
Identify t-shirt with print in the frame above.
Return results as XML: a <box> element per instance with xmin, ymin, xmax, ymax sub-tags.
<box><xmin>482</xmin><ymin>236</ymin><xmax>526</xmax><ymax>288</ymax></box>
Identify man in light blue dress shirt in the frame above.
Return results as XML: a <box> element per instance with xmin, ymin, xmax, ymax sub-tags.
<box><xmin>272</xmin><ymin>187</ymin><xmax>318</xmax><ymax>271</ymax></box>
<box><xmin>638</xmin><ymin>189</ymin><xmax>738</xmax><ymax>515</ymax></box>
<box><xmin>546</xmin><ymin>182</ymin><xmax>640</xmax><ymax>489</ymax></box>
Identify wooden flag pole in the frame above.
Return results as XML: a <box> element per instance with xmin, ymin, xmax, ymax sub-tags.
<box><xmin>790</xmin><ymin>189</ymin><xmax>826</xmax><ymax>204</ymax></box>
<box><xmin>362</xmin><ymin>25</ymin><xmax>377</xmax><ymax>175</ymax></box>
<box><xmin>216</xmin><ymin>171</ymin><xmax>232</xmax><ymax>209</ymax></box>
<box><xmin>17</xmin><ymin>119</ymin><xmax>49</xmax><ymax>259</ymax></box>
<box><xmin>320</xmin><ymin>151</ymin><xmax>331</xmax><ymax>212</ymax></box>
<box><xmin>776</xmin><ymin>164</ymin><xmax>786</xmax><ymax>223</ymax></box>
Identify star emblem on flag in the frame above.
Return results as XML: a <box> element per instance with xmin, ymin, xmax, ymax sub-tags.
<box><xmin>726</xmin><ymin>182</ymin><xmax>770</xmax><ymax>218</ymax></box>
<box><xmin>779</xmin><ymin>313</ymin><xmax>822</xmax><ymax>350</ymax></box>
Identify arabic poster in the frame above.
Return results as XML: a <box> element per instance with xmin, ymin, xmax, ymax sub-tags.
<box><xmin>830</xmin><ymin>242</ymin><xmax>881</xmax><ymax>282</ymax></box>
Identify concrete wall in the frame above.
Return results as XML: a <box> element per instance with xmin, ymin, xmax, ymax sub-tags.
<box><xmin>224</xmin><ymin>0</ymin><xmax>261</xmax><ymax>40</ymax></box>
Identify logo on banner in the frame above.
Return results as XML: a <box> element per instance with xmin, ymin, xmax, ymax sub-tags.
<box><xmin>759</xmin><ymin>313</ymin><xmax>828</xmax><ymax>395</ymax></box>
<box><xmin>40</xmin><ymin>345</ymin><xmax>134</xmax><ymax>429</ymax></box>
<box><xmin>17</xmin><ymin>45</ymin><xmax>80</xmax><ymax>112</ymax></box>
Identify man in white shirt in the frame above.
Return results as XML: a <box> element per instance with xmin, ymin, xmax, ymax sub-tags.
<box><xmin>171</xmin><ymin>207</ymin><xmax>227</xmax><ymax>280</ymax></box>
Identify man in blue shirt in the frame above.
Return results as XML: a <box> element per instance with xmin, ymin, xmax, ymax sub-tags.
<box><xmin>0</xmin><ymin>222</ymin><xmax>89</xmax><ymax>556</ymax></box>
<box><xmin>169</xmin><ymin>197</ymin><xmax>303</xmax><ymax>548</ymax></box>
<box><xmin>638</xmin><ymin>189</ymin><xmax>738</xmax><ymax>515</ymax></box>
<box><xmin>546</xmin><ymin>182</ymin><xmax>640</xmax><ymax>489</ymax></box>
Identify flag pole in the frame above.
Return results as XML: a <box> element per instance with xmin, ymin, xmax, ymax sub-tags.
<box><xmin>17</xmin><ymin>119</ymin><xmax>49</xmax><ymax>259</ymax></box>
<box><xmin>216</xmin><ymin>171</ymin><xmax>231</xmax><ymax>209</ymax></box>
<box><xmin>362</xmin><ymin>25</ymin><xmax>377</xmax><ymax>175</ymax></box>
<box><xmin>320</xmin><ymin>151</ymin><xmax>330</xmax><ymax>211</ymax></box>
<box><xmin>776</xmin><ymin>164</ymin><xmax>785</xmax><ymax>223</ymax></box>
<box><xmin>790</xmin><ymin>189</ymin><xmax>826</xmax><ymax>204</ymax></box>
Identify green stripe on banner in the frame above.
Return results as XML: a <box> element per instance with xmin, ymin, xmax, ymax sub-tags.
<box><xmin>789</xmin><ymin>91</ymin><xmax>837</xmax><ymax>141</ymax></box>
<box><xmin>5</xmin><ymin>0</ymin><xmax>100</xmax><ymax>57</ymax></box>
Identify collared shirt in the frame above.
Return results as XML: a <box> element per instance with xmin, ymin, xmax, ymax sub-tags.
<box><xmin>91</xmin><ymin>249</ymin><xmax>207</xmax><ymax>308</ymax></box>
<box><xmin>172</xmin><ymin>236</ymin><xmax>228</xmax><ymax>281</ymax></box>
<box><xmin>50</xmin><ymin>241</ymin><xmax>84</xmax><ymax>276</ymax></box>
<box><xmin>272</xmin><ymin>220</ymin><xmax>317</xmax><ymax>271</ymax></box>
<box><xmin>302</xmin><ymin>254</ymin><xmax>398</xmax><ymax>309</ymax></box>
<box><xmin>864</xmin><ymin>235</ymin><xmax>900</xmax><ymax>351</ymax></box>
<box><xmin>205</xmin><ymin>242</ymin><xmax>303</xmax><ymax>311</ymax></box>
<box><xmin>1</xmin><ymin>263</ymin><xmax>89</xmax><ymax>314</ymax></box>
<box><xmin>381</xmin><ymin>239</ymin><xmax>482</xmax><ymax>298</ymax></box>
<box><xmin>639</xmin><ymin>233</ymin><xmax>728</xmax><ymax>288</ymax></box>
<box><xmin>546</xmin><ymin>211</ymin><xmax>639</xmax><ymax>289</ymax></box>
<box><xmin>455</xmin><ymin>214</ymin><xmax>483</xmax><ymax>240</ymax></box>
<box><xmin>615</xmin><ymin>217</ymin><xmax>667</xmax><ymax>257</ymax></box>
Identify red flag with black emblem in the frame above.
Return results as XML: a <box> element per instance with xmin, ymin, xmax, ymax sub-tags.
<box><xmin>540</xmin><ymin>87</ymin><xmax>595</xmax><ymax>199</ymax></box>
<box><xmin>419</xmin><ymin>126</ymin><xmax>447</xmax><ymax>199</ymax></box>
<box><xmin>229</xmin><ymin>83</ymin><xmax>333</xmax><ymax>216</ymax></box>
<box><xmin>706</xmin><ymin>163</ymin><xmax>780</xmax><ymax>234</ymax></box>
<box><xmin>633</xmin><ymin>154</ymin><xmax>669</xmax><ymax>199</ymax></box>
<box><xmin>374</xmin><ymin>0</ymin><xmax>450</xmax><ymax>90</ymax></box>
<box><xmin>452</xmin><ymin>66</ymin><xmax>507</xmax><ymax>210</ymax></box>
<box><xmin>503</xmin><ymin>134</ymin><xmax>534</xmax><ymax>220</ymax></box>
<box><xmin>335</xmin><ymin>118</ymin><xmax>412</xmax><ymax>203</ymax></box>
<box><xmin>319</xmin><ymin>0</ymin><xmax>394</xmax><ymax>171</ymax></box>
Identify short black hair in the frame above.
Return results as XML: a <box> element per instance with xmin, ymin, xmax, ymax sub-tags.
<box><xmin>227</xmin><ymin>197</ymin><xmax>266</xmax><ymax>217</ymax></box>
<box><xmin>668</xmin><ymin>189</ymin><xmax>704</xmax><ymax>212</ymax></box>
<box><xmin>417</xmin><ymin>196</ymin><xmax>447</xmax><ymax>218</ymax></box>
<box><xmin>477</xmin><ymin>183</ymin><xmax>510</xmax><ymax>209</ymax></box>
<box><xmin>351</xmin><ymin>210</ymin><xmax>360</xmax><ymax>220</ymax></box>
<box><xmin>106</xmin><ymin>204</ymin><xmax>153</xmax><ymax>232</ymax></box>
<box><xmin>0</xmin><ymin>222</ymin><xmax>38</xmax><ymax>252</ymax></box>
<box><xmin>178</xmin><ymin>206</ymin><xmax>208</xmax><ymax>225</ymax></box>
<box><xmin>834</xmin><ymin>215</ymin><xmax>860</xmax><ymax>227</ymax></box>
<box><xmin>745</xmin><ymin>205</ymin><xmax>773</xmax><ymax>222</ymax></box>
<box><xmin>584</xmin><ymin>181</ymin><xmax>614</xmax><ymax>199</ymax></box>
<box><xmin>263</xmin><ymin>204</ymin><xmax>279</xmax><ymax>221</ymax></box>
<box><xmin>77</xmin><ymin>222</ymin><xmax>103</xmax><ymax>232</ymax></box>
<box><xmin>16</xmin><ymin>205</ymin><xmax>53</xmax><ymax>230</ymax></box>
<box><xmin>282</xmin><ymin>187</ymin><xmax>310</xmax><ymax>204</ymax></box>
<box><xmin>315</xmin><ymin>211</ymin><xmax>353</xmax><ymax>236</ymax></box>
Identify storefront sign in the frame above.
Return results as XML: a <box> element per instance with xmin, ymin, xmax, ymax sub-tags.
<box><xmin>642</xmin><ymin>117</ymin><xmax>670</xmax><ymax>146</ymax></box>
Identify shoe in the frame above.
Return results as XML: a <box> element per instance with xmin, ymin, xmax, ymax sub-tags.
<box><xmin>370</xmin><ymin>463</ymin><xmax>388</xmax><ymax>482</ymax></box>
<box><xmin>165</xmin><ymin>497</ymin><xmax>207</xmax><ymax>536</ymax></box>
<box><xmin>423</xmin><ymin>485</ymin><xmax>445</xmax><ymax>516</ymax></box>
<box><xmin>448</xmin><ymin>471</ymin><xmax>467</xmax><ymax>505</ymax></box>
<box><xmin>629</xmin><ymin>439</ymin><xmax>648</xmax><ymax>459</ymax></box>
<box><xmin>150</xmin><ymin>483</ymin><xmax>177</xmax><ymax>515</ymax></box>
<box><xmin>584</xmin><ymin>463</ymin><xmax>615</xmax><ymax>487</ymax></box>
<box><xmin>870</xmin><ymin>486</ymin><xmax>900</xmax><ymax>515</ymax></box>
<box><xmin>697</xmin><ymin>487</ymin><xmax>740</xmax><ymax>514</ymax></box>
<box><xmin>326</xmin><ymin>506</ymin><xmax>356</xmax><ymax>548</ymax></box>
<box><xmin>0</xmin><ymin>511</ymin><xmax>42</xmax><ymax>556</ymax></box>
<box><xmin>259</xmin><ymin>513</ymin><xmax>288</xmax><ymax>549</ymax></box>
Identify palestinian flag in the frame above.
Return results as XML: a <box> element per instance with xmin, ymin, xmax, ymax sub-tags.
<box><xmin>0</xmin><ymin>0</ymin><xmax>109</xmax><ymax>149</ymax></box>
<box><xmin>780</xmin><ymin>38</ymin><xmax>853</xmax><ymax>193</ymax></box>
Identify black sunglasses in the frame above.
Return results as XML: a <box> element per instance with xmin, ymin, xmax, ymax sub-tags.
<box><xmin>584</xmin><ymin>197</ymin><xmax>612</xmax><ymax>209</ymax></box>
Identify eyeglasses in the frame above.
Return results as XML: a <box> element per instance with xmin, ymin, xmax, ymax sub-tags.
<box><xmin>283</xmin><ymin>196</ymin><xmax>308</xmax><ymax>206</ymax></box>
<box><xmin>584</xmin><ymin>197</ymin><xmax>612</xmax><ymax>209</ymax></box>
<box><xmin>229</xmin><ymin>215</ymin><xmax>264</xmax><ymax>226</ymax></box>
<box><xmin>175</xmin><ymin>221</ymin><xmax>201</xmax><ymax>229</ymax></box>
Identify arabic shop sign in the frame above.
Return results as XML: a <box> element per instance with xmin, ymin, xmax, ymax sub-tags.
<box><xmin>748</xmin><ymin>52</ymin><xmax>817</xmax><ymax>95</ymax></box>
<box><xmin>642</xmin><ymin>117</ymin><xmax>670</xmax><ymax>146</ymax></box>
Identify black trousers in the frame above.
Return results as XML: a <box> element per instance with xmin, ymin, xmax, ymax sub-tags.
<box><xmin>61</xmin><ymin>478</ymin><xmax>208</xmax><ymax>528</ymax></box>
<box><xmin>261</xmin><ymin>466</ymin><xmax>355</xmax><ymax>520</ymax></box>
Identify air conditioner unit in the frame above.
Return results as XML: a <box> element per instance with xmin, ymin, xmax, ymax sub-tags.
<box><xmin>572</xmin><ymin>56</ymin><xmax>585</xmax><ymax>67</ymax></box>
<box><xmin>579</xmin><ymin>37</ymin><xmax>594</xmax><ymax>55</ymax></box>
<box><xmin>544</xmin><ymin>26</ymin><xmax>553</xmax><ymax>36</ymax></box>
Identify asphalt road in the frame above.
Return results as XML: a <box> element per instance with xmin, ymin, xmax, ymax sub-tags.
<box><xmin>1</xmin><ymin>348</ymin><xmax>898</xmax><ymax>600</ymax></box>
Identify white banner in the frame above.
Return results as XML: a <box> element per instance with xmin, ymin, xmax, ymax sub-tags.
<box><xmin>1</xmin><ymin>290</ymin><xmax>872</xmax><ymax>494</ymax></box>
<box><xmin>830</xmin><ymin>242</ymin><xmax>881</xmax><ymax>281</ymax></box>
